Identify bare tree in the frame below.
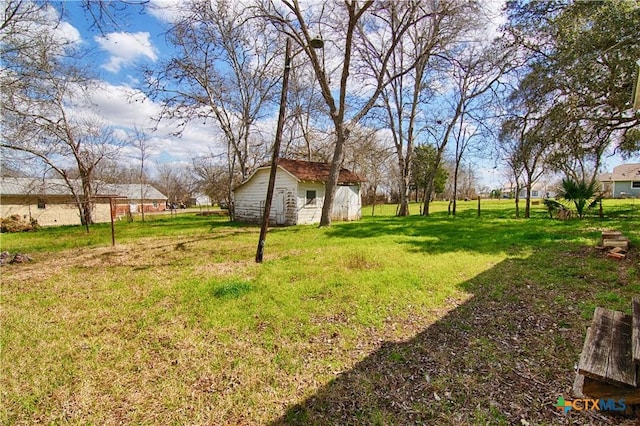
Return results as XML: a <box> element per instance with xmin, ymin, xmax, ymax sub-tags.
<box><xmin>190</xmin><ymin>152</ymin><xmax>232</xmax><ymax>213</ymax></box>
<box><xmin>1</xmin><ymin>3</ymin><xmax>125</xmax><ymax>229</ymax></box>
<box><xmin>500</xmin><ymin>111</ymin><xmax>550</xmax><ymax>218</ymax></box>
<box><xmin>146</xmin><ymin>0</ymin><xmax>282</xmax><ymax>214</ymax></box>
<box><xmin>261</xmin><ymin>0</ymin><xmax>439</xmax><ymax>226</ymax></box>
<box><xmin>281</xmin><ymin>64</ymin><xmax>329</xmax><ymax>161</ymax></box>
<box><xmin>341</xmin><ymin>126</ymin><xmax>394</xmax><ymax>215</ymax></box>
<box><xmin>374</xmin><ymin>0</ymin><xmax>475</xmax><ymax>216</ymax></box>
<box><xmin>153</xmin><ymin>162</ymin><xmax>194</xmax><ymax>207</ymax></box>
<box><xmin>94</xmin><ymin>160</ymin><xmax>142</xmax><ymax>184</ymax></box>
<box><xmin>419</xmin><ymin>42</ymin><xmax>511</xmax><ymax>216</ymax></box>
<box><xmin>128</xmin><ymin>126</ymin><xmax>152</xmax><ymax>222</ymax></box>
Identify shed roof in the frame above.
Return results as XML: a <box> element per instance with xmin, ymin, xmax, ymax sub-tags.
<box><xmin>275</xmin><ymin>159</ymin><xmax>365</xmax><ymax>184</ymax></box>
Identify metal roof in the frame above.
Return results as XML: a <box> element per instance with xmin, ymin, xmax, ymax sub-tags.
<box><xmin>0</xmin><ymin>177</ymin><xmax>167</xmax><ymax>200</ymax></box>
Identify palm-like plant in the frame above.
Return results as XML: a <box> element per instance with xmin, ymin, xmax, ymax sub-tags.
<box><xmin>557</xmin><ymin>178</ymin><xmax>603</xmax><ymax>218</ymax></box>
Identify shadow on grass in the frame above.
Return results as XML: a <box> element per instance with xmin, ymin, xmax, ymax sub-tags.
<box><xmin>271</xmin><ymin>243</ymin><xmax>638</xmax><ymax>425</ymax></box>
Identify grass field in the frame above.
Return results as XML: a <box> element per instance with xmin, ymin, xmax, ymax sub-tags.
<box><xmin>1</xmin><ymin>200</ymin><xmax>639</xmax><ymax>424</ymax></box>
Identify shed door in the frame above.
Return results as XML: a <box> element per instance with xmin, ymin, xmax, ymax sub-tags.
<box><xmin>275</xmin><ymin>189</ymin><xmax>286</xmax><ymax>225</ymax></box>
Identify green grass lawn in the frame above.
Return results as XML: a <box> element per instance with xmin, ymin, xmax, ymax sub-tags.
<box><xmin>1</xmin><ymin>200</ymin><xmax>638</xmax><ymax>424</ymax></box>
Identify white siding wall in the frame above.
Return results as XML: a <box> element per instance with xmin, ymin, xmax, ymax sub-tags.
<box><xmin>234</xmin><ymin>170</ymin><xmax>363</xmax><ymax>225</ymax></box>
<box><xmin>233</xmin><ymin>169</ymin><xmax>299</xmax><ymax>225</ymax></box>
<box><xmin>296</xmin><ymin>182</ymin><xmax>325</xmax><ymax>225</ymax></box>
<box><xmin>332</xmin><ymin>185</ymin><xmax>362</xmax><ymax>221</ymax></box>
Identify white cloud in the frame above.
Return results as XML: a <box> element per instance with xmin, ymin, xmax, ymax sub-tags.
<box><xmin>147</xmin><ymin>0</ymin><xmax>187</xmax><ymax>23</ymax></box>
<box><xmin>95</xmin><ymin>31</ymin><xmax>158</xmax><ymax>73</ymax></box>
<box><xmin>55</xmin><ymin>20</ymin><xmax>82</xmax><ymax>45</ymax></box>
<box><xmin>81</xmin><ymin>82</ymin><xmax>223</xmax><ymax>164</ymax></box>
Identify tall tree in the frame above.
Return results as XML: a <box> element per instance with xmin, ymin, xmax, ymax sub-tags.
<box><xmin>341</xmin><ymin>126</ymin><xmax>394</xmax><ymax>215</ymax></box>
<box><xmin>499</xmin><ymin>110</ymin><xmax>551</xmax><ymax>219</ymax></box>
<box><xmin>503</xmin><ymin>1</ymin><xmax>640</xmax><ymax>176</ymax></box>
<box><xmin>376</xmin><ymin>0</ymin><xmax>473</xmax><ymax>217</ymax></box>
<box><xmin>146</xmin><ymin>0</ymin><xmax>282</xmax><ymax>218</ymax></box>
<box><xmin>128</xmin><ymin>126</ymin><xmax>153</xmax><ymax>222</ymax></box>
<box><xmin>190</xmin><ymin>152</ymin><xmax>232</xmax><ymax>214</ymax></box>
<box><xmin>1</xmin><ymin>3</ymin><xmax>121</xmax><ymax>228</ymax></box>
<box><xmin>261</xmin><ymin>0</ymin><xmax>436</xmax><ymax>226</ymax></box>
<box><xmin>420</xmin><ymin>43</ymin><xmax>509</xmax><ymax>216</ymax></box>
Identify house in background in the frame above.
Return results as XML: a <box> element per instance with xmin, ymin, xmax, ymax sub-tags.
<box><xmin>0</xmin><ymin>177</ymin><xmax>167</xmax><ymax>226</ymax></box>
<box><xmin>233</xmin><ymin>159</ymin><xmax>365</xmax><ymax>225</ymax></box>
<box><xmin>100</xmin><ymin>183</ymin><xmax>168</xmax><ymax>217</ymax></box>
<box><xmin>192</xmin><ymin>194</ymin><xmax>212</xmax><ymax>206</ymax></box>
<box><xmin>599</xmin><ymin>163</ymin><xmax>640</xmax><ymax>198</ymax></box>
<box><xmin>501</xmin><ymin>181</ymin><xmax>557</xmax><ymax>199</ymax></box>
<box><xmin>517</xmin><ymin>182</ymin><xmax>557</xmax><ymax>199</ymax></box>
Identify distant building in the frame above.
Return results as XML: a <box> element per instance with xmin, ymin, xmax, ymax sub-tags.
<box><xmin>518</xmin><ymin>182</ymin><xmax>557</xmax><ymax>199</ymax></box>
<box><xmin>501</xmin><ymin>182</ymin><xmax>557</xmax><ymax>199</ymax></box>
<box><xmin>193</xmin><ymin>194</ymin><xmax>212</xmax><ymax>206</ymax></box>
<box><xmin>599</xmin><ymin>163</ymin><xmax>640</xmax><ymax>198</ymax></box>
<box><xmin>0</xmin><ymin>177</ymin><xmax>167</xmax><ymax>226</ymax></box>
<box><xmin>233</xmin><ymin>159</ymin><xmax>365</xmax><ymax>225</ymax></box>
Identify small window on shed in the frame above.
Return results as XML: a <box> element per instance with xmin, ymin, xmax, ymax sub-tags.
<box><xmin>37</xmin><ymin>199</ymin><xmax>46</xmax><ymax>209</ymax></box>
<box><xmin>305</xmin><ymin>190</ymin><xmax>317</xmax><ymax>206</ymax></box>
<box><xmin>632</xmin><ymin>181</ymin><xmax>640</xmax><ymax>188</ymax></box>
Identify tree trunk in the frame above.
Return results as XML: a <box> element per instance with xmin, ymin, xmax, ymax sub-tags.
<box><xmin>452</xmin><ymin>160</ymin><xmax>460</xmax><ymax>216</ymax></box>
<box><xmin>397</xmin><ymin>158</ymin><xmax>411</xmax><ymax>216</ymax></box>
<box><xmin>319</xmin><ymin>125</ymin><xmax>347</xmax><ymax>227</ymax></box>
<box><xmin>80</xmin><ymin>174</ymin><xmax>94</xmax><ymax>231</ymax></box>
<box><xmin>524</xmin><ymin>180</ymin><xmax>532</xmax><ymax>218</ymax></box>
<box><xmin>422</xmin><ymin>179</ymin><xmax>433</xmax><ymax>216</ymax></box>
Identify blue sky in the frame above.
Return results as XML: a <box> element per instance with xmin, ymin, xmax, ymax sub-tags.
<box><xmin>64</xmin><ymin>1</ymin><xmax>165</xmax><ymax>85</ymax></box>
<box><xmin>53</xmin><ymin>1</ymin><xmax>219</xmax><ymax>166</ymax></box>
<box><xmin>53</xmin><ymin>1</ymin><xmax>636</xmax><ymax>187</ymax></box>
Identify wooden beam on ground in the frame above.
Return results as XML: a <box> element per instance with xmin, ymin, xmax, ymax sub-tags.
<box><xmin>602</xmin><ymin>239</ymin><xmax>629</xmax><ymax>249</ymax></box>
<box><xmin>601</xmin><ymin>231</ymin><xmax>623</xmax><ymax>241</ymax></box>
<box><xmin>607</xmin><ymin>252</ymin><xmax>626</xmax><ymax>260</ymax></box>
<box><xmin>578</xmin><ymin>307</ymin><xmax>636</xmax><ymax>387</ymax></box>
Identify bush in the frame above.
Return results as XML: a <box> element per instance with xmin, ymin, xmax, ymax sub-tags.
<box><xmin>0</xmin><ymin>215</ymin><xmax>40</xmax><ymax>233</ymax></box>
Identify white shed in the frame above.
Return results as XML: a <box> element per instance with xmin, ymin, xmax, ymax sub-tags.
<box><xmin>233</xmin><ymin>159</ymin><xmax>364</xmax><ymax>225</ymax></box>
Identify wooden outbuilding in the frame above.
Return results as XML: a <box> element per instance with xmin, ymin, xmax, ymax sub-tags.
<box><xmin>233</xmin><ymin>159</ymin><xmax>365</xmax><ymax>225</ymax></box>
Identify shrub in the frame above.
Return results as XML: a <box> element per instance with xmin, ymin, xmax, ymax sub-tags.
<box><xmin>0</xmin><ymin>215</ymin><xmax>41</xmax><ymax>233</ymax></box>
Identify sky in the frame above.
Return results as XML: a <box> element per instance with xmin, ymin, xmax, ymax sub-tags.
<box><xmin>61</xmin><ymin>0</ymin><xmax>218</xmax><ymax>166</ymax></box>
<box><xmin>56</xmin><ymin>0</ymin><xmax>514</xmax><ymax>188</ymax></box>
<box><xmin>53</xmin><ymin>1</ymin><xmax>636</xmax><ymax>190</ymax></box>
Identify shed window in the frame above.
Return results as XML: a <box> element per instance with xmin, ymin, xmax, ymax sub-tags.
<box><xmin>37</xmin><ymin>199</ymin><xmax>46</xmax><ymax>209</ymax></box>
<box><xmin>305</xmin><ymin>190</ymin><xmax>317</xmax><ymax>206</ymax></box>
<box><xmin>632</xmin><ymin>181</ymin><xmax>640</xmax><ymax>188</ymax></box>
